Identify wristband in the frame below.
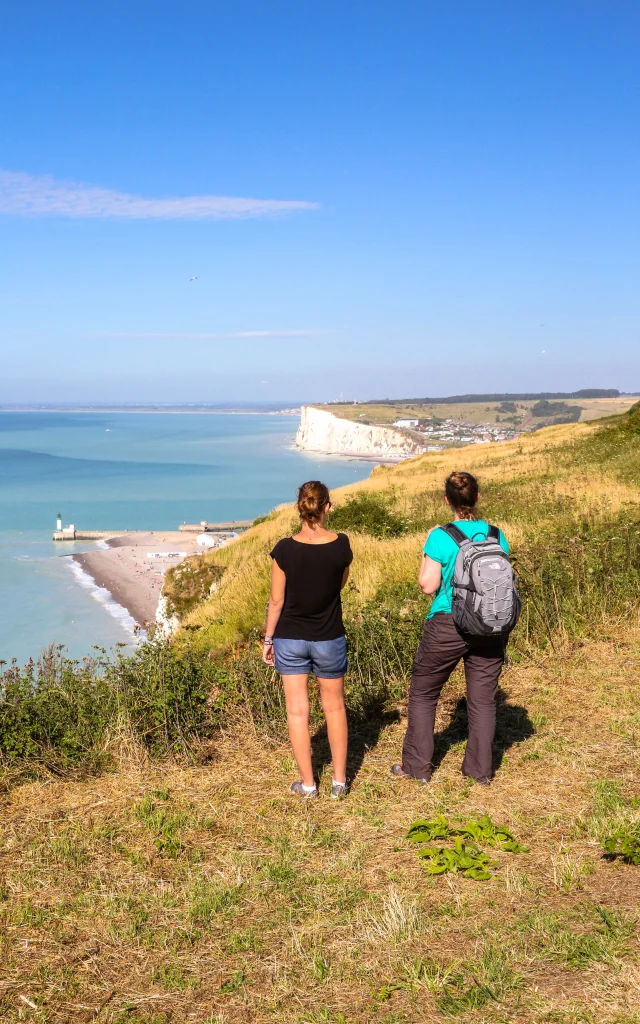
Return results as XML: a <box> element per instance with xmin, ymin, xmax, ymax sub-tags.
<box><xmin>264</xmin><ymin>636</ymin><xmax>274</xmax><ymax>644</ymax></box>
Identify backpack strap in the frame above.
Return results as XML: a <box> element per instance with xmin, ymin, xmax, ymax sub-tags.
<box><xmin>442</xmin><ymin>523</ymin><xmax>501</xmax><ymax>546</ymax></box>
<box><xmin>440</xmin><ymin>523</ymin><xmax>469</xmax><ymax>546</ymax></box>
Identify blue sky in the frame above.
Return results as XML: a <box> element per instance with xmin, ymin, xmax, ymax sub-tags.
<box><xmin>1</xmin><ymin>1</ymin><xmax>638</xmax><ymax>403</ymax></box>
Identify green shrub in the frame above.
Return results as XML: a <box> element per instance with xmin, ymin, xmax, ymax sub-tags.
<box><xmin>531</xmin><ymin>400</ymin><xmax>578</xmax><ymax>417</ymax></box>
<box><xmin>0</xmin><ymin>640</ymin><xmax>222</xmax><ymax>778</ymax></box>
<box><xmin>328</xmin><ymin>493</ymin><xmax>408</xmax><ymax>538</ymax></box>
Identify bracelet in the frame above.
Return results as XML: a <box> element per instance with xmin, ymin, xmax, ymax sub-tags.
<box><xmin>264</xmin><ymin>636</ymin><xmax>274</xmax><ymax>644</ymax></box>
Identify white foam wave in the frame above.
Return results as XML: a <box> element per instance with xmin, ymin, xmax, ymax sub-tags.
<box><xmin>66</xmin><ymin>559</ymin><xmax>145</xmax><ymax>641</ymax></box>
<box><xmin>95</xmin><ymin>539</ymin><xmax>110</xmax><ymax>550</ymax></box>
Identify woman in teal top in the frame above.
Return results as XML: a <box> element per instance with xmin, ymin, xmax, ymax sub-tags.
<box><xmin>392</xmin><ymin>471</ymin><xmax>509</xmax><ymax>785</ymax></box>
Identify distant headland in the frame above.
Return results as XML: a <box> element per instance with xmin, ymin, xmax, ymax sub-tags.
<box><xmin>296</xmin><ymin>391</ymin><xmax>638</xmax><ymax>460</ymax></box>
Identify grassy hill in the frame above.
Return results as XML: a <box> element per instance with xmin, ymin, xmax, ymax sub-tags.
<box><xmin>2</xmin><ymin>405</ymin><xmax>640</xmax><ymax>1022</ymax></box>
<box><xmin>170</xmin><ymin>401</ymin><xmax>640</xmax><ymax>664</ymax></box>
<box><xmin>314</xmin><ymin>395</ymin><xmax>637</xmax><ymax>432</ymax></box>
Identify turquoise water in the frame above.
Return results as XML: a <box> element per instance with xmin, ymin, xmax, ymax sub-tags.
<box><xmin>0</xmin><ymin>412</ymin><xmax>374</xmax><ymax>665</ymax></box>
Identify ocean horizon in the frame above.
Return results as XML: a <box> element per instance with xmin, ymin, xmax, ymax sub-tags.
<box><xmin>0</xmin><ymin>411</ymin><xmax>375</xmax><ymax>665</ymax></box>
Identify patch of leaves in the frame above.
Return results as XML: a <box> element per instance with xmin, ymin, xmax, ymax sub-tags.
<box><xmin>406</xmin><ymin>814</ymin><xmax>528</xmax><ymax>880</ymax></box>
<box><xmin>414</xmin><ymin>838</ymin><xmax>494</xmax><ymax>880</ymax></box>
<box><xmin>407</xmin><ymin>813</ymin><xmax>528</xmax><ymax>852</ymax></box>
<box><xmin>604</xmin><ymin>826</ymin><xmax>640</xmax><ymax>865</ymax></box>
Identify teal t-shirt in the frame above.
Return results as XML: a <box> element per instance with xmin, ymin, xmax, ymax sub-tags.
<box><xmin>424</xmin><ymin>520</ymin><xmax>509</xmax><ymax>619</ymax></box>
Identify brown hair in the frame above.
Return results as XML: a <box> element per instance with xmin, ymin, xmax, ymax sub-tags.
<box><xmin>444</xmin><ymin>471</ymin><xmax>479</xmax><ymax>519</ymax></box>
<box><xmin>297</xmin><ymin>480</ymin><xmax>331</xmax><ymax>524</ymax></box>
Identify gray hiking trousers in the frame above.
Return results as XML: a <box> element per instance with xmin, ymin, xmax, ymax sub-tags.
<box><xmin>401</xmin><ymin>613</ymin><xmax>505</xmax><ymax>783</ymax></box>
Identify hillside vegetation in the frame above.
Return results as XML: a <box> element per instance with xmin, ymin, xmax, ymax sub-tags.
<box><xmin>1</xmin><ymin>405</ymin><xmax>640</xmax><ymax>1022</ymax></box>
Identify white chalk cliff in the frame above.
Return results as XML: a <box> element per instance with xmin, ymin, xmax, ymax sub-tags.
<box><xmin>295</xmin><ymin>405</ymin><xmax>421</xmax><ymax>458</ymax></box>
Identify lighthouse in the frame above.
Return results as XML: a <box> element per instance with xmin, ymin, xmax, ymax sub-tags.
<box><xmin>56</xmin><ymin>512</ymin><xmax>62</xmax><ymax>532</ymax></box>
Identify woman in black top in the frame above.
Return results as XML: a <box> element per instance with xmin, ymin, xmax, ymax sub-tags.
<box><xmin>263</xmin><ymin>481</ymin><xmax>353</xmax><ymax>799</ymax></box>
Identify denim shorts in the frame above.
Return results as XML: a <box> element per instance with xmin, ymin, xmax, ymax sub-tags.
<box><xmin>273</xmin><ymin>636</ymin><xmax>348</xmax><ymax>678</ymax></box>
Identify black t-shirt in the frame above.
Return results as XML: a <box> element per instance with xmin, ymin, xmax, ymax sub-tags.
<box><xmin>270</xmin><ymin>533</ymin><xmax>353</xmax><ymax>641</ymax></box>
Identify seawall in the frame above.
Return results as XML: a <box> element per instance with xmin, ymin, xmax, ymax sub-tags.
<box><xmin>295</xmin><ymin>405</ymin><xmax>421</xmax><ymax>459</ymax></box>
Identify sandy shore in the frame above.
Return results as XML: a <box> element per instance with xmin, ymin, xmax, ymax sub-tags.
<box><xmin>72</xmin><ymin>532</ymin><xmax>201</xmax><ymax>628</ymax></box>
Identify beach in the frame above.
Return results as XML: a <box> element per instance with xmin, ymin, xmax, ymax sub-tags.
<box><xmin>73</xmin><ymin>532</ymin><xmax>201</xmax><ymax>629</ymax></box>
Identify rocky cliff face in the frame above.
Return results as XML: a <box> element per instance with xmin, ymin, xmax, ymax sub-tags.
<box><xmin>295</xmin><ymin>405</ymin><xmax>420</xmax><ymax>458</ymax></box>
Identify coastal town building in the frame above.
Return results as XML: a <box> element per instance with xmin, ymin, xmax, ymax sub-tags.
<box><xmin>415</xmin><ymin>417</ymin><xmax>522</xmax><ymax>446</ymax></box>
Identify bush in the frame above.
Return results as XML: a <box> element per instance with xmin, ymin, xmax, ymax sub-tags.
<box><xmin>328</xmin><ymin>493</ymin><xmax>408</xmax><ymax>538</ymax></box>
<box><xmin>344</xmin><ymin>583</ymin><xmax>425</xmax><ymax>708</ymax></box>
<box><xmin>0</xmin><ymin>640</ymin><xmax>222</xmax><ymax>779</ymax></box>
<box><xmin>531</xmin><ymin>400</ymin><xmax>575</xmax><ymax>417</ymax></box>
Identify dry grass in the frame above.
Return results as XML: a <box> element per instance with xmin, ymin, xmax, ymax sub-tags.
<box><xmin>3</xmin><ymin>629</ymin><xmax>640</xmax><ymax>1022</ymax></box>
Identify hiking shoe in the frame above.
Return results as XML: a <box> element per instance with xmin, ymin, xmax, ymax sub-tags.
<box><xmin>289</xmin><ymin>781</ymin><xmax>318</xmax><ymax>798</ymax></box>
<box><xmin>330</xmin><ymin>780</ymin><xmax>349</xmax><ymax>800</ymax></box>
<box><xmin>391</xmin><ymin>764</ymin><xmax>430</xmax><ymax>784</ymax></box>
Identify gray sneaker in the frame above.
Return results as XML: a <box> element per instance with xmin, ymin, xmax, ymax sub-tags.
<box><xmin>290</xmin><ymin>781</ymin><xmax>318</xmax><ymax>798</ymax></box>
<box><xmin>331</xmin><ymin>780</ymin><xmax>349</xmax><ymax>800</ymax></box>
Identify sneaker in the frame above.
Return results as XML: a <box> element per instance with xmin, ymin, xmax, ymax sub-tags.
<box><xmin>391</xmin><ymin>764</ymin><xmax>430</xmax><ymax>783</ymax></box>
<box><xmin>330</xmin><ymin>780</ymin><xmax>349</xmax><ymax>800</ymax></box>
<box><xmin>289</xmin><ymin>781</ymin><xmax>318</xmax><ymax>798</ymax></box>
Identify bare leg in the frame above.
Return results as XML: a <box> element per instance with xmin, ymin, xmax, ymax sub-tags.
<box><xmin>318</xmin><ymin>676</ymin><xmax>347</xmax><ymax>784</ymax></box>
<box><xmin>282</xmin><ymin>674</ymin><xmax>314</xmax><ymax>787</ymax></box>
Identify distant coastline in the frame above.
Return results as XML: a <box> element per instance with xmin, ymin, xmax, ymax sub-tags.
<box><xmin>0</xmin><ymin>404</ymin><xmax>302</xmax><ymax>415</ymax></box>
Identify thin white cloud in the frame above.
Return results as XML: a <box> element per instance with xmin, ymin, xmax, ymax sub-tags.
<box><xmin>89</xmin><ymin>329</ymin><xmax>331</xmax><ymax>339</ymax></box>
<box><xmin>0</xmin><ymin>170</ymin><xmax>318</xmax><ymax>220</ymax></box>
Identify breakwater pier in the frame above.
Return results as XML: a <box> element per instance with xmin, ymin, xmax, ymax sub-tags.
<box><xmin>53</xmin><ymin>519</ymin><xmax>253</xmax><ymax>541</ymax></box>
<box><xmin>178</xmin><ymin>520</ymin><xmax>253</xmax><ymax>533</ymax></box>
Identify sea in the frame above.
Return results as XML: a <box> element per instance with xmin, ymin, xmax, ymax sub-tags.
<box><xmin>0</xmin><ymin>411</ymin><xmax>375</xmax><ymax>666</ymax></box>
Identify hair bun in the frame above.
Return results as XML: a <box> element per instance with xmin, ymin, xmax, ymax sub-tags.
<box><xmin>444</xmin><ymin>471</ymin><xmax>479</xmax><ymax>518</ymax></box>
<box><xmin>297</xmin><ymin>481</ymin><xmax>331</xmax><ymax>524</ymax></box>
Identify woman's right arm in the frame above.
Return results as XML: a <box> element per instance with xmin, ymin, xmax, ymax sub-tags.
<box><xmin>418</xmin><ymin>527</ymin><xmax>441</xmax><ymax>595</ymax></box>
<box><xmin>263</xmin><ymin>560</ymin><xmax>286</xmax><ymax>665</ymax></box>
<box><xmin>418</xmin><ymin>554</ymin><xmax>442</xmax><ymax>595</ymax></box>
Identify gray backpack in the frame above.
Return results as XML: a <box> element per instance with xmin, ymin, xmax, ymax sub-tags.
<box><xmin>441</xmin><ymin>523</ymin><xmax>521</xmax><ymax>637</ymax></box>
